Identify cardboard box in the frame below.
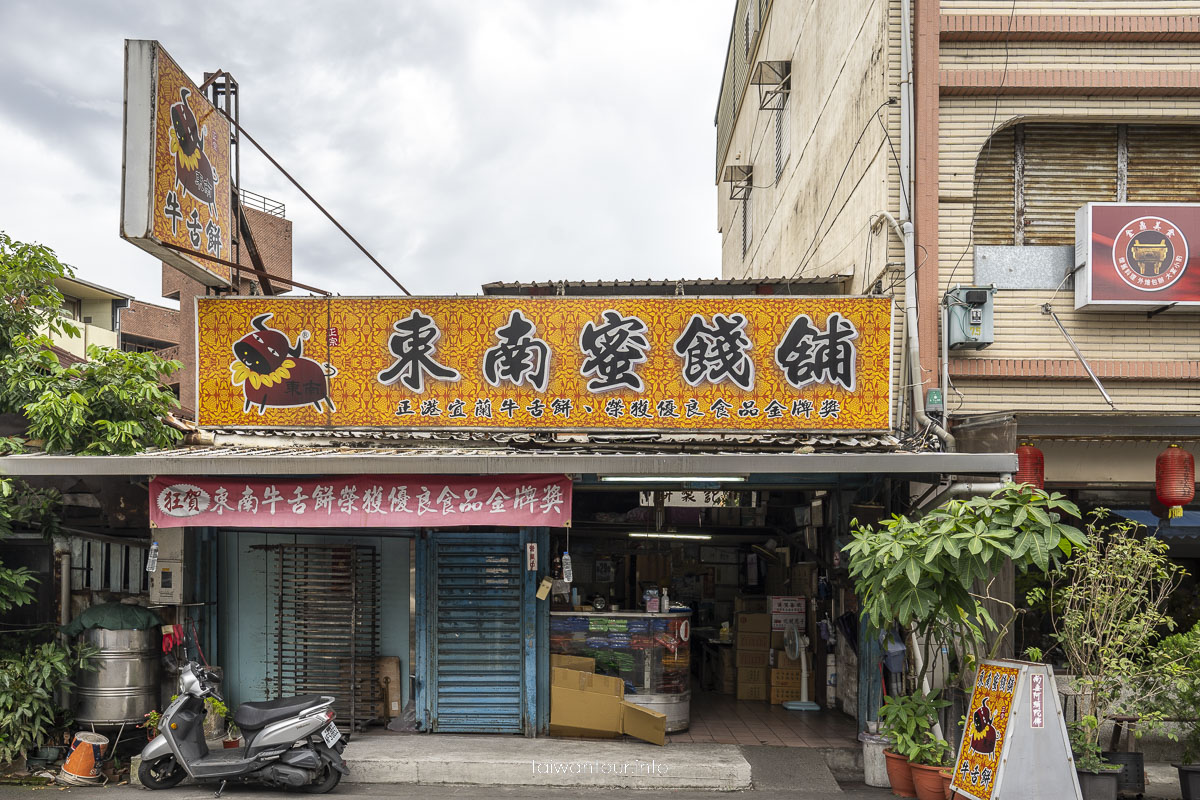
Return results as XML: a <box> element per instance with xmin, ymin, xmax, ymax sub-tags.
<box><xmin>765</xmin><ymin>564</ymin><xmax>788</xmax><ymax>595</ymax></box>
<box><xmin>771</xmin><ymin>612</ymin><xmax>807</xmax><ymax>632</ymax></box>
<box><xmin>736</xmin><ymin>613</ymin><xmax>771</xmax><ymax>633</ymax></box>
<box><xmin>700</xmin><ymin>546</ymin><xmax>739</xmax><ymax>564</ymax></box>
<box><xmin>770</xmin><ymin>631</ymin><xmax>786</xmax><ymax>650</ymax></box>
<box><xmin>769</xmin><ymin>678</ymin><xmax>817</xmax><ymax>705</ymax></box>
<box><xmin>737</xmin><ymin>682</ymin><xmax>768</xmax><ymax>701</ymax></box>
<box><xmin>549</xmin><ymin>667</ymin><xmax>666</xmax><ymax>745</ymax></box>
<box><xmin>735</xmin><ymin>649</ymin><xmax>769</xmax><ymax>668</ymax></box>
<box><xmin>769</xmin><ymin>648</ymin><xmax>803</xmax><ymax>669</ymax></box>
<box><xmin>736</xmin><ymin>632</ymin><xmax>770</xmax><ymax>651</ymax></box>
<box><xmin>769</xmin><ymin>596</ymin><xmax>805</xmax><ymax>614</ymax></box>
<box><xmin>769</xmin><ymin>668</ymin><xmax>812</xmax><ymax>688</ymax></box>
<box><xmin>377</xmin><ymin>656</ymin><xmax>403</xmax><ymax>719</ymax></box>
<box><xmin>735</xmin><ymin>596</ymin><xmax>770</xmax><ymax>614</ymax></box>
<box><xmin>551</xmin><ymin>654</ymin><xmax>595</xmax><ymax>672</ymax></box>
<box><xmin>713</xmin><ymin>564</ymin><xmax>739</xmax><ymax>586</ymax></box>
<box><xmin>791</xmin><ymin>562</ymin><xmax>818</xmax><ymax>595</ymax></box>
<box><xmin>738</xmin><ymin>666</ymin><xmax>768</xmax><ymax>684</ymax></box>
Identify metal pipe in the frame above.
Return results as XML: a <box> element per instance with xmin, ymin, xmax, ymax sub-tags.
<box><xmin>60</xmin><ymin>550</ymin><xmax>71</xmax><ymax>627</ymax></box>
<box><xmin>899</xmin><ymin>0</ymin><xmax>914</xmax><ymax>222</ymax></box>
<box><xmin>918</xmin><ymin>482</ymin><xmax>1005</xmax><ymax>513</ymax></box>
<box><xmin>941</xmin><ymin>297</ymin><xmax>950</xmax><ymax>422</ymax></box>
<box><xmin>1042</xmin><ymin>304</ymin><xmax>1115</xmax><ymax>409</ymax></box>
<box><xmin>875</xmin><ymin>212</ymin><xmax>956</xmax><ymax>451</ymax></box>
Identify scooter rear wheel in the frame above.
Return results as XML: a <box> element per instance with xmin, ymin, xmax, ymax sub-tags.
<box><xmin>138</xmin><ymin>755</ymin><xmax>186</xmax><ymax>789</ymax></box>
<box><xmin>299</xmin><ymin>762</ymin><xmax>342</xmax><ymax>794</ymax></box>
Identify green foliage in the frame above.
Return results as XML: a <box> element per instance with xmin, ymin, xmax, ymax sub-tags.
<box><xmin>1046</xmin><ymin>513</ymin><xmax>1186</xmax><ymax>756</ymax></box>
<box><xmin>19</xmin><ymin>344</ymin><xmax>183</xmax><ymax>455</ymax></box>
<box><xmin>844</xmin><ymin>483</ymin><xmax>1084</xmax><ymax>688</ymax></box>
<box><xmin>0</xmin><ymin>232</ymin><xmax>78</xmax><ymax>356</ymax></box>
<box><xmin>1069</xmin><ymin>717</ymin><xmax>1121</xmax><ymax>773</ymax></box>
<box><xmin>141</xmin><ymin>708</ymin><xmax>163</xmax><ymax>737</ymax></box>
<box><xmin>1147</xmin><ymin>621</ymin><xmax>1200</xmax><ymax>762</ymax></box>
<box><xmin>0</xmin><ymin>232</ymin><xmax>182</xmax><ymax>455</ymax></box>
<box><xmin>0</xmin><ymin>477</ymin><xmax>61</xmax><ymax>616</ymax></box>
<box><xmin>0</xmin><ymin>641</ymin><xmax>97</xmax><ymax>763</ymax></box>
<box><xmin>877</xmin><ymin>690</ymin><xmax>951</xmax><ymax>765</ymax></box>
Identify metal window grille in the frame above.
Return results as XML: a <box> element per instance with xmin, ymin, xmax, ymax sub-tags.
<box><xmin>259</xmin><ymin>544</ymin><xmax>382</xmax><ymax>732</ymax></box>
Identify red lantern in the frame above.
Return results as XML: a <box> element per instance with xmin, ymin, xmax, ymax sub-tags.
<box><xmin>1015</xmin><ymin>442</ymin><xmax>1045</xmax><ymax>489</ymax></box>
<box><xmin>1155</xmin><ymin>444</ymin><xmax>1195</xmax><ymax>519</ymax></box>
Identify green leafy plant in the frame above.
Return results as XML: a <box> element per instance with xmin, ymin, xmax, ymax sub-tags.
<box><xmin>141</xmin><ymin>709</ymin><xmax>163</xmax><ymax>738</ymax></box>
<box><xmin>1146</xmin><ymin>621</ymin><xmax>1200</xmax><ymax>762</ymax></box>
<box><xmin>0</xmin><ymin>232</ymin><xmax>79</xmax><ymax>356</ymax></box>
<box><xmin>0</xmin><ymin>641</ymin><xmax>97</xmax><ymax>763</ymax></box>
<box><xmin>1044</xmin><ymin>513</ymin><xmax>1187</xmax><ymax>760</ymax></box>
<box><xmin>1069</xmin><ymin>716</ymin><xmax>1122</xmax><ymax>774</ymax></box>
<box><xmin>845</xmin><ymin>483</ymin><xmax>1085</xmax><ymax>690</ymax></box>
<box><xmin>877</xmin><ymin>690</ymin><xmax>951</xmax><ymax>764</ymax></box>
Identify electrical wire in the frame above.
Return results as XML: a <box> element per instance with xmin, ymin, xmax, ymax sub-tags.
<box><xmin>787</xmin><ymin>99</ymin><xmax>894</xmax><ymax>289</ymax></box>
<box><xmin>943</xmin><ymin>0</ymin><xmax>1018</xmax><ymax>290</ymax></box>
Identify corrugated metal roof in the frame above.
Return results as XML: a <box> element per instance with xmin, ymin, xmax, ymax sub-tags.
<box><xmin>481</xmin><ymin>275</ymin><xmax>851</xmax><ymax>296</ymax></box>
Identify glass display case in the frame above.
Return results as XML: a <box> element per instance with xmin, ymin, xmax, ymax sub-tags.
<box><xmin>550</xmin><ymin>610</ymin><xmax>691</xmax><ymax>732</ymax></box>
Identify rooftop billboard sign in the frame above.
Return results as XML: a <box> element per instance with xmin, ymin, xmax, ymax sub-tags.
<box><xmin>196</xmin><ymin>296</ymin><xmax>893</xmax><ymax>432</ymax></box>
<box><xmin>121</xmin><ymin>40</ymin><xmax>233</xmax><ymax>287</ymax></box>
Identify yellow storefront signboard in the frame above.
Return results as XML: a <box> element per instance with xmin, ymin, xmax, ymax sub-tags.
<box><xmin>196</xmin><ymin>296</ymin><xmax>893</xmax><ymax>431</ymax></box>
<box><xmin>121</xmin><ymin>40</ymin><xmax>233</xmax><ymax>287</ymax></box>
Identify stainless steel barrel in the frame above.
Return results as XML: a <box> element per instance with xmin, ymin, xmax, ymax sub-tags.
<box><xmin>74</xmin><ymin>628</ymin><xmax>160</xmax><ymax>726</ymax></box>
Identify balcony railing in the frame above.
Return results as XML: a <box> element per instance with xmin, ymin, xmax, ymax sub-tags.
<box><xmin>239</xmin><ymin>188</ymin><xmax>286</xmax><ymax>218</ymax></box>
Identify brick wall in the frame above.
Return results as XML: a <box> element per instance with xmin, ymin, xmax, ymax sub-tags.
<box><xmin>120</xmin><ymin>300</ymin><xmax>180</xmax><ymax>347</ymax></box>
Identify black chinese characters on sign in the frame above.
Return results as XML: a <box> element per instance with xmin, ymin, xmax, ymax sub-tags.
<box><xmin>579</xmin><ymin>310</ymin><xmax>651</xmax><ymax>392</ymax></box>
<box><xmin>775</xmin><ymin>312</ymin><xmax>859</xmax><ymax>392</ymax></box>
<box><xmin>483</xmin><ymin>310</ymin><xmax>551</xmax><ymax>392</ymax></box>
<box><xmin>672</xmin><ymin>313</ymin><xmax>755</xmax><ymax>391</ymax></box>
<box><xmin>377</xmin><ymin>309</ymin><xmax>461</xmax><ymax>392</ymax></box>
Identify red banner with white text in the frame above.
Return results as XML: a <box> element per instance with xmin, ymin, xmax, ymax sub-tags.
<box><xmin>150</xmin><ymin>474</ymin><xmax>571</xmax><ymax>529</ymax></box>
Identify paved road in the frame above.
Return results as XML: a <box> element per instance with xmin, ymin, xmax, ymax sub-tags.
<box><xmin>0</xmin><ymin>783</ymin><xmax>893</xmax><ymax>799</ymax></box>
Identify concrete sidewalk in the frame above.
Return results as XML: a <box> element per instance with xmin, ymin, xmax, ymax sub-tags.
<box><xmin>342</xmin><ymin>734</ymin><xmax>753</xmax><ymax>789</ymax></box>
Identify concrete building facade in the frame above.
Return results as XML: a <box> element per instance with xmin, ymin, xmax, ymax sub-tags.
<box><xmin>716</xmin><ymin>0</ymin><xmax>1200</xmax><ymax>502</ymax></box>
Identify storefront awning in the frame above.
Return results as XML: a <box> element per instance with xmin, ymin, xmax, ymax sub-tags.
<box><xmin>0</xmin><ymin>445</ymin><xmax>1016</xmax><ymax>478</ymax></box>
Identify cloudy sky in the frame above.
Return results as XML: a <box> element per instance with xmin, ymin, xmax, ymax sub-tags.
<box><xmin>0</xmin><ymin>1</ymin><xmax>732</xmax><ymax>303</ymax></box>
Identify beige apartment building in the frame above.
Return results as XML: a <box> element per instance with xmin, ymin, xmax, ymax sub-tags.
<box><xmin>716</xmin><ymin>0</ymin><xmax>1200</xmax><ymax>513</ymax></box>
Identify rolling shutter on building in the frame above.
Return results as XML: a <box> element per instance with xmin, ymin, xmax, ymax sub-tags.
<box><xmin>1127</xmin><ymin>125</ymin><xmax>1200</xmax><ymax>203</ymax></box>
<box><xmin>428</xmin><ymin>532</ymin><xmax>526</xmax><ymax>733</ymax></box>
<box><xmin>973</xmin><ymin>127</ymin><xmax>1017</xmax><ymax>246</ymax></box>
<box><xmin>1022</xmin><ymin>124</ymin><xmax>1118</xmax><ymax>245</ymax></box>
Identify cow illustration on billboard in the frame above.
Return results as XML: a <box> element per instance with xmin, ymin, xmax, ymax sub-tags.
<box><xmin>229</xmin><ymin>314</ymin><xmax>336</xmax><ymax>414</ymax></box>
<box><xmin>168</xmin><ymin>87</ymin><xmax>218</xmax><ymax>214</ymax></box>
<box><xmin>969</xmin><ymin>697</ymin><xmax>998</xmax><ymax>755</ymax></box>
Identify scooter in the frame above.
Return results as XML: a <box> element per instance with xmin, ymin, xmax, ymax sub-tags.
<box><xmin>138</xmin><ymin>661</ymin><xmax>349</xmax><ymax>794</ymax></box>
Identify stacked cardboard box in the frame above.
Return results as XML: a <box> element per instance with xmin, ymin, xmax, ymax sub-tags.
<box><xmin>548</xmin><ymin>655</ymin><xmax>667</xmax><ymax>745</ymax></box>
<box><xmin>735</xmin><ymin>612</ymin><xmax>771</xmax><ymax>700</ymax></box>
<box><xmin>716</xmin><ymin>645</ymin><xmax>736</xmax><ymax>694</ymax></box>
<box><xmin>768</xmin><ymin>667</ymin><xmax>816</xmax><ymax>705</ymax></box>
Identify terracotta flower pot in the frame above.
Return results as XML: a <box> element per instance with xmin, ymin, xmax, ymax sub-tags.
<box><xmin>939</xmin><ymin>767</ymin><xmax>953</xmax><ymax>799</ymax></box>
<box><xmin>910</xmin><ymin>762</ymin><xmax>946</xmax><ymax>800</ymax></box>
<box><xmin>884</xmin><ymin>749</ymin><xmax>917</xmax><ymax>798</ymax></box>
<box><xmin>223</xmin><ymin>737</ymin><xmax>241</xmax><ymax>749</ymax></box>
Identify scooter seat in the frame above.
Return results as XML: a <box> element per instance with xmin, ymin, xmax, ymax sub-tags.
<box><xmin>234</xmin><ymin>695</ymin><xmax>326</xmax><ymax>731</ymax></box>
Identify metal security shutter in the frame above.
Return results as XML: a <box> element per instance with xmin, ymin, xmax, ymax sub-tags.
<box><xmin>1127</xmin><ymin>125</ymin><xmax>1200</xmax><ymax>203</ymax></box>
<box><xmin>1022</xmin><ymin>123</ymin><xmax>1118</xmax><ymax>245</ymax></box>
<box><xmin>973</xmin><ymin>126</ymin><xmax>1017</xmax><ymax>245</ymax></box>
<box><xmin>429</xmin><ymin>532</ymin><xmax>525</xmax><ymax>733</ymax></box>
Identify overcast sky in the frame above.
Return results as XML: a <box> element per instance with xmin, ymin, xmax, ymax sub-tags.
<box><xmin>0</xmin><ymin>1</ymin><xmax>731</xmax><ymax>303</ymax></box>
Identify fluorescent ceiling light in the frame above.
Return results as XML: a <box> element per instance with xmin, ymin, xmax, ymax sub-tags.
<box><xmin>599</xmin><ymin>476</ymin><xmax>747</xmax><ymax>483</ymax></box>
<box><xmin>628</xmin><ymin>532</ymin><xmax>712</xmax><ymax>541</ymax></box>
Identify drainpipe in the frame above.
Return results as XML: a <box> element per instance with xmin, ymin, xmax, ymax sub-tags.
<box><xmin>875</xmin><ymin>212</ymin><xmax>955</xmax><ymax>451</ymax></box>
<box><xmin>899</xmin><ymin>0</ymin><xmax>914</xmax><ymax>222</ymax></box>
<box><xmin>918</xmin><ymin>479</ymin><xmax>1011</xmax><ymax>513</ymax></box>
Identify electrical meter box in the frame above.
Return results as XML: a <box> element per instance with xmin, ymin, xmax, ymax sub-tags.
<box><xmin>946</xmin><ymin>286</ymin><xmax>996</xmax><ymax>350</ymax></box>
<box><xmin>148</xmin><ymin>527</ymin><xmax>191</xmax><ymax>605</ymax></box>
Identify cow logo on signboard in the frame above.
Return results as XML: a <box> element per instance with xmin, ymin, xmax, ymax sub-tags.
<box><xmin>230</xmin><ymin>314</ymin><xmax>337</xmax><ymax>414</ymax></box>
<box><xmin>1113</xmin><ymin>215</ymin><xmax>1189</xmax><ymax>291</ymax></box>
<box><xmin>969</xmin><ymin>698</ymin><xmax>998</xmax><ymax>754</ymax></box>
<box><xmin>168</xmin><ymin>88</ymin><xmax>218</xmax><ymax>214</ymax></box>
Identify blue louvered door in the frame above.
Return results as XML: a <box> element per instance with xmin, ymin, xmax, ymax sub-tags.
<box><xmin>422</xmin><ymin>531</ymin><xmax>531</xmax><ymax>733</ymax></box>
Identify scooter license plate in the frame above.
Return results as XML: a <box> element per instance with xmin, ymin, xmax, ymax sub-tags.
<box><xmin>321</xmin><ymin>723</ymin><xmax>341</xmax><ymax>747</ymax></box>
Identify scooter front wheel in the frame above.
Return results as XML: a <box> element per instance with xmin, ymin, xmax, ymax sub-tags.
<box><xmin>138</xmin><ymin>755</ymin><xmax>186</xmax><ymax>789</ymax></box>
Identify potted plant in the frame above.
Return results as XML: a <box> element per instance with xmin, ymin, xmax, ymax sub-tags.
<box><xmin>1147</xmin><ymin>621</ymin><xmax>1200</xmax><ymax>799</ymax></box>
<box><xmin>141</xmin><ymin>709</ymin><xmax>163</xmax><ymax>740</ymax></box>
<box><xmin>907</xmin><ymin>736</ymin><xmax>951</xmax><ymax>800</ymax></box>
<box><xmin>877</xmin><ymin>691</ymin><xmax>950</xmax><ymax>798</ymax></box>
<box><xmin>223</xmin><ymin>719</ymin><xmax>241</xmax><ymax>749</ymax></box>
<box><xmin>0</xmin><ymin>640</ymin><xmax>97</xmax><ymax>766</ymax></box>
<box><xmin>1070</xmin><ymin>717</ymin><xmax>1124</xmax><ymax>800</ymax></box>
<box><xmin>1037</xmin><ymin>513</ymin><xmax>1187</xmax><ymax>800</ymax></box>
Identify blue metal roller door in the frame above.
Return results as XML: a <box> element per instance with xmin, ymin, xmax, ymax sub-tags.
<box><xmin>430</xmin><ymin>532</ymin><xmax>525</xmax><ymax>733</ymax></box>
